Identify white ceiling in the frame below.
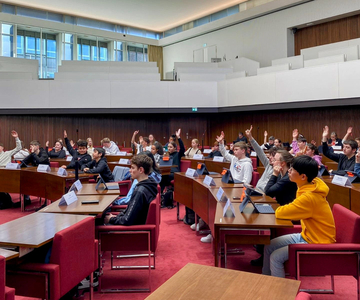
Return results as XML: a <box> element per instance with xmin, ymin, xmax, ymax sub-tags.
<box><xmin>2</xmin><ymin>0</ymin><xmax>248</xmax><ymax>32</ymax></box>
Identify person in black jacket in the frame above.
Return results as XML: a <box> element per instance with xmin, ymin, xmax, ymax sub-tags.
<box><xmin>82</xmin><ymin>148</ymin><xmax>114</xmax><ymax>182</ymax></box>
<box><xmin>264</xmin><ymin>149</ymin><xmax>297</xmax><ymax>206</ymax></box>
<box><xmin>60</xmin><ymin>130</ymin><xmax>92</xmax><ymax>170</ymax></box>
<box><xmin>104</xmin><ymin>155</ymin><xmax>158</xmax><ymax>226</ymax></box>
<box><xmin>22</xmin><ymin>140</ymin><xmax>49</xmax><ymax>166</ymax></box>
<box><xmin>206</xmin><ymin>141</ymin><xmax>222</xmax><ymax>159</ymax></box>
<box><xmin>45</xmin><ymin>140</ymin><xmax>66</xmax><ymax>158</ymax></box>
<box><xmin>321</xmin><ymin>125</ymin><xmax>356</xmax><ymax>175</ymax></box>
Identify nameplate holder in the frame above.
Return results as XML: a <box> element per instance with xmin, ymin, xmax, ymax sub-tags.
<box><xmin>203</xmin><ymin>175</ymin><xmax>216</xmax><ymax>187</ymax></box>
<box><xmin>332</xmin><ymin>145</ymin><xmax>342</xmax><ymax>150</ymax></box>
<box><xmin>6</xmin><ymin>163</ymin><xmax>20</xmax><ymax>170</ymax></box>
<box><xmin>59</xmin><ymin>191</ymin><xmax>78</xmax><ymax>206</ymax></box>
<box><xmin>69</xmin><ymin>179</ymin><xmax>83</xmax><ymax>193</ymax></box>
<box><xmin>223</xmin><ymin>198</ymin><xmax>235</xmax><ymax>218</ymax></box>
<box><xmin>332</xmin><ymin>175</ymin><xmax>351</xmax><ymax>187</ymax></box>
<box><xmin>203</xmin><ymin>149</ymin><xmax>212</xmax><ymax>154</ymax></box>
<box><xmin>193</xmin><ymin>154</ymin><xmax>203</xmax><ymax>160</ymax></box>
<box><xmin>250</xmin><ymin>151</ymin><xmax>257</xmax><ymax>157</ymax></box>
<box><xmin>119</xmin><ymin>158</ymin><xmax>130</xmax><ymax>164</ymax></box>
<box><xmin>185</xmin><ymin>168</ymin><xmax>199</xmax><ymax>178</ymax></box>
<box><xmin>57</xmin><ymin>168</ymin><xmax>68</xmax><ymax>176</ymax></box>
<box><xmin>66</xmin><ymin>156</ymin><xmax>72</xmax><ymax>161</ymax></box>
<box><xmin>216</xmin><ymin>187</ymin><xmax>227</xmax><ymax>202</ymax></box>
<box><xmin>118</xmin><ymin>151</ymin><xmax>128</xmax><ymax>156</ymax></box>
<box><xmin>37</xmin><ymin>164</ymin><xmax>50</xmax><ymax>172</ymax></box>
<box><xmin>213</xmin><ymin>156</ymin><xmax>224</xmax><ymax>162</ymax></box>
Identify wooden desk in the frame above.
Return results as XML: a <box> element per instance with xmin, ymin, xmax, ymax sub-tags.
<box><xmin>185</xmin><ymin>157</ymin><xmax>230</xmax><ymax>174</ymax></box>
<box><xmin>145</xmin><ymin>263</ymin><xmax>300</xmax><ymax>300</ymax></box>
<box><xmin>0</xmin><ymin>168</ymin><xmax>21</xmax><ymax>194</ymax></box>
<box><xmin>39</xmin><ymin>195</ymin><xmax>116</xmax><ymax>215</ymax></box>
<box><xmin>76</xmin><ymin>183</ymin><xmax>120</xmax><ymax>195</ymax></box>
<box><xmin>351</xmin><ymin>184</ymin><xmax>360</xmax><ymax>215</ymax></box>
<box><xmin>321</xmin><ymin>176</ymin><xmax>351</xmax><ymax>209</ymax></box>
<box><xmin>105</xmin><ymin>154</ymin><xmax>133</xmax><ymax>162</ymax></box>
<box><xmin>107</xmin><ymin>162</ymin><xmax>173</xmax><ymax>176</ymax></box>
<box><xmin>0</xmin><ymin>213</ymin><xmax>90</xmax><ymax>248</ymax></box>
<box><xmin>0</xmin><ymin>248</ymin><xmax>19</xmax><ymax>261</ymax></box>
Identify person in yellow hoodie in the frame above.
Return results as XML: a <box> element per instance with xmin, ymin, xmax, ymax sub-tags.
<box><xmin>262</xmin><ymin>155</ymin><xmax>336</xmax><ymax>278</ymax></box>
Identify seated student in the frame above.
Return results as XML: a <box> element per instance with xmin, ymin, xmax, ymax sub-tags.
<box><xmin>262</xmin><ymin>156</ymin><xmax>336</xmax><ymax>278</ymax></box>
<box><xmin>148</xmin><ymin>134</ymin><xmax>157</xmax><ymax>145</ymax></box>
<box><xmin>321</xmin><ymin>125</ymin><xmax>356</xmax><ymax>175</ymax></box>
<box><xmin>102</xmin><ymin>137</ymin><xmax>120</xmax><ymax>155</ymax></box>
<box><xmin>306</xmin><ymin>143</ymin><xmax>323</xmax><ymax>166</ymax></box>
<box><xmin>355</xmin><ymin>152</ymin><xmax>360</xmax><ymax>177</ymax></box>
<box><xmin>82</xmin><ymin>148</ymin><xmax>114</xmax><ymax>182</ymax></box>
<box><xmin>184</xmin><ymin>138</ymin><xmax>202</xmax><ymax>158</ymax></box>
<box><xmin>233</xmin><ymin>131</ymin><xmax>248</xmax><ymax>144</ymax></box>
<box><xmin>289</xmin><ymin>129</ymin><xmax>307</xmax><ymax>156</ymax></box>
<box><xmin>160</xmin><ymin>129</ymin><xmax>185</xmax><ymax>191</ymax></box>
<box><xmin>104</xmin><ymin>155</ymin><xmax>158</xmax><ymax>226</ymax></box>
<box><xmin>206</xmin><ymin>141</ymin><xmax>222</xmax><ymax>159</ymax></box>
<box><xmin>61</xmin><ymin>131</ymin><xmax>92</xmax><ymax>170</ymax></box>
<box><xmin>261</xmin><ymin>131</ymin><xmax>275</xmax><ymax>150</ymax></box>
<box><xmin>0</xmin><ymin>130</ymin><xmax>21</xmax><ymax>167</ymax></box>
<box><xmin>164</xmin><ymin>134</ymin><xmax>176</xmax><ymax>151</ymax></box>
<box><xmin>22</xmin><ymin>140</ymin><xmax>50</xmax><ymax>166</ymax></box>
<box><xmin>87</xmin><ymin>137</ymin><xmax>94</xmax><ymax>157</ymax></box>
<box><xmin>114</xmin><ymin>151</ymin><xmax>161</xmax><ymax>205</ymax></box>
<box><xmin>356</xmin><ymin>137</ymin><xmax>360</xmax><ymax>149</ymax></box>
<box><xmin>245</xmin><ymin>125</ymin><xmax>277</xmax><ymax>192</ymax></box>
<box><xmin>150</xmin><ymin>142</ymin><xmax>164</xmax><ymax>165</ymax></box>
<box><xmin>45</xmin><ymin>140</ymin><xmax>66</xmax><ymax>158</ymax></box>
<box><xmin>274</xmin><ymin>138</ymin><xmax>282</xmax><ymax>148</ymax></box>
<box><xmin>131</xmin><ymin>130</ymin><xmax>151</xmax><ymax>154</ymax></box>
<box><xmin>327</xmin><ymin>130</ymin><xmax>343</xmax><ymax>147</ymax></box>
<box><xmin>264</xmin><ymin>149</ymin><xmax>297</xmax><ymax>206</ymax></box>
<box><xmin>13</xmin><ymin>140</ymin><xmax>30</xmax><ymax>161</ymax></box>
<box><xmin>217</xmin><ymin>131</ymin><xmax>253</xmax><ymax>184</ymax></box>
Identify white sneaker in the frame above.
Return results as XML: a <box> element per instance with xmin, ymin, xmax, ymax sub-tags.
<box><xmin>190</xmin><ymin>223</ymin><xmax>197</xmax><ymax>231</ymax></box>
<box><xmin>78</xmin><ymin>278</ymin><xmax>99</xmax><ymax>290</ymax></box>
<box><xmin>190</xmin><ymin>219</ymin><xmax>206</xmax><ymax>231</ymax></box>
<box><xmin>200</xmin><ymin>233</ymin><xmax>212</xmax><ymax>243</ymax></box>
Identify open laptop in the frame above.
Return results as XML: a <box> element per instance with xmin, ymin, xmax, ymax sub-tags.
<box><xmin>318</xmin><ymin>165</ymin><xmax>330</xmax><ymax>177</ymax></box>
<box><xmin>196</xmin><ymin>162</ymin><xmax>219</xmax><ymax>176</ymax></box>
<box><xmin>243</xmin><ymin>183</ymin><xmax>264</xmax><ymax>196</ymax></box>
<box><xmin>95</xmin><ymin>175</ymin><xmax>119</xmax><ymax>190</ymax></box>
<box><xmin>239</xmin><ymin>195</ymin><xmax>274</xmax><ymax>214</ymax></box>
<box><xmin>221</xmin><ymin>168</ymin><xmax>242</xmax><ymax>184</ymax></box>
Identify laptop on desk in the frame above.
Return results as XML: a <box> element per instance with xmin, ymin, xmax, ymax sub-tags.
<box><xmin>95</xmin><ymin>175</ymin><xmax>119</xmax><ymax>190</ymax></box>
<box><xmin>239</xmin><ymin>195</ymin><xmax>275</xmax><ymax>214</ymax></box>
<box><xmin>243</xmin><ymin>183</ymin><xmax>264</xmax><ymax>196</ymax></box>
<box><xmin>221</xmin><ymin>168</ymin><xmax>242</xmax><ymax>184</ymax></box>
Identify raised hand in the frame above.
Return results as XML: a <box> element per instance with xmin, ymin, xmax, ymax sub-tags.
<box><xmin>216</xmin><ymin>131</ymin><xmax>225</xmax><ymax>143</ymax></box>
<box><xmin>292</xmin><ymin>129</ymin><xmax>299</xmax><ymax>140</ymax></box>
<box><xmin>64</xmin><ymin>130</ymin><xmax>67</xmax><ymax>138</ymax></box>
<box><xmin>310</xmin><ymin>140</ymin><xmax>317</xmax><ymax>146</ymax></box>
<box><xmin>45</xmin><ymin>141</ymin><xmax>49</xmax><ymax>147</ymax></box>
<box><xmin>11</xmin><ymin>130</ymin><xmax>18</xmax><ymax>138</ymax></box>
<box><xmin>175</xmin><ymin>129</ymin><xmax>181</xmax><ymax>139</ymax></box>
<box><xmin>133</xmin><ymin>130</ymin><xmax>139</xmax><ymax>136</ymax></box>
<box><xmin>347</xmin><ymin>127</ymin><xmax>353</xmax><ymax>135</ymax></box>
<box><xmin>245</xmin><ymin>125</ymin><xmax>253</xmax><ymax>140</ymax></box>
<box><xmin>322</xmin><ymin>126</ymin><xmax>329</xmax><ymax>139</ymax></box>
<box><xmin>264</xmin><ymin>131</ymin><xmax>268</xmax><ymax>137</ymax></box>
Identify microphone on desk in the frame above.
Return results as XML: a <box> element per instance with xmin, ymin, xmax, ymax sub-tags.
<box><xmin>75</xmin><ymin>160</ymin><xmax>79</xmax><ymax>181</ymax></box>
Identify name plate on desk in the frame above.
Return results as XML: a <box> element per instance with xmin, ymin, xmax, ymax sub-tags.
<box><xmin>193</xmin><ymin>154</ymin><xmax>203</xmax><ymax>160</ymax></box>
<box><xmin>5</xmin><ymin>163</ymin><xmax>20</xmax><ymax>169</ymax></box>
<box><xmin>59</xmin><ymin>190</ymin><xmax>78</xmax><ymax>206</ymax></box>
<box><xmin>119</xmin><ymin>158</ymin><xmax>130</xmax><ymax>164</ymax></box>
<box><xmin>203</xmin><ymin>175</ymin><xmax>216</xmax><ymax>187</ymax></box>
<box><xmin>250</xmin><ymin>151</ymin><xmax>257</xmax><ymax>157</ymax></box>
<box><xmin>66</xmin><ymin>156</ymin><xmax>73</xmax><ymax>161</ymax></box>
<box><xmin>213</xmin><ymin>156</ymin><xmax>224</xmax><ymax>162</ymax></box>
<box><xmin>332</xmin><ymin>145</ymin><xmax>342</xmax><ymax>150</ymax></box>
<box><xmin>223</xmin><ymin>198</ymin><xmax>235</xmax><ymax>217</ymax></box>
<box><xmin>203</xmin><ymin>149</ymin><xmax>212</xmax><ymax>154</ymax></box>
<box><xmin>118</xmin><ymin>151</ymin><xmax>128</xmax><ymax>156</ymax></box>
<box><xmin>69</xmin><ymin>179</ymin><xmax>83</xmax><ymax>192</ymax></box>
<box><xmin>332</xmin><ymin>175</ymin><xmax>351</xmax><ymax>187</ymax></box>
<box><xmin>37</xmin><ymin>164</ymin><xmax>50</xmax><ymax>172</ymax></box>
<box><xmin>216</xmin><ymin>187</ymin><xmax>227</xmax><ymax>202</ymax></box>
<box><xmin>185</xmin><ymin>168</ymin><xmax>199</xmax><ymax>178</ymax></box>
<box><xmin>57</xmin><ymin>168</ymin><xmax>68</xmax><ymax>176</ymax></box>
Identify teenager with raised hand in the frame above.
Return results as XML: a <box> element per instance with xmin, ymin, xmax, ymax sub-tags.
<box><xmin>132</xmin><ymin>130</ymin><xmax>151</xmax><ymax>154</ymax></box>
<box><xmin>184</xmin><ymin>138</ymin><xmax>202</xmax><ymax>158</ymax></box>
<box><xmin>0</xmin><ymin>130</ymin><xmax>21</xmax><ymax>167</ymax></box>
<box><xmin>289</xmin><ymin>129</ymin><xmax>307</xmax><ymax>157</ymax></box>
<box><xmin>262</xmin><ymin>156</ymin><xmax>335</xmax><ymax>278</ymax></box>
<box><xmin>216</xmin><ymin>131</ymin><xmax>253</xmax><ymax>184</ymax></box>
<box><xmin>82</xmin><ymin>147</ymin><xmax>114</xmax><ymax>182</ymax></box>
<box><xmin>45</xmin><ymin>140</ymin><xmax>66</xmax><ymax>158</ymax></box>
<box><xmin>261</xmin><ymin>131</ymin><xmax>275</xmax><ymax>150</ymax></box>
<box><xmin>60</xmin><ymin>130</ymin><xmax>92</xmax><ymax>170</ymax></box>
<box><xmin>321</xmin><ymin>125</ymin><xmax>356</xmax><ymax>175</ymax></box>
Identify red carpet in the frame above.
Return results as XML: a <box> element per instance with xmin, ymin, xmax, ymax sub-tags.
<box><xmin>1</xmin><ymin>200</ymin><xmax>358</xmax><ymax>299</ymax></box>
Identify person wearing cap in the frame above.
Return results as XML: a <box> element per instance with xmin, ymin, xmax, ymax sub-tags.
<box><xmin>82</xmin><ymin>147</ymin><xmax>114</xmax><ymax>182</ymax></box>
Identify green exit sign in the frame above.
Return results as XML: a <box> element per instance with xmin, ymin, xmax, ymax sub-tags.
<box><xmin>192</xmin><ymin>107</ymin><xmax>198</xmax><ymax>112</ymax></box>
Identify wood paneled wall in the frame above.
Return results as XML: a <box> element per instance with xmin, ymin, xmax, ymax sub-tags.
<box><xmin>295</xmin><ymin>14</ymin><xmax>360</xmax><ymax>55</ymax></box>
<box><xmin>1</xmin><ymin>105</ymin><xmax>360</xmax><ymax>150</ymax></box>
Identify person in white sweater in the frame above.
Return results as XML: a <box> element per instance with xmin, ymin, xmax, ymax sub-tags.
<box><xmin>217</xmin><ymin>131</ymin><xmax>253</xmax><ymax>184</ymax></box>
<box><xmin>102</xmin><ymin>137</ymin><xmax>120</xmax><ymax>155</ymax></box>
<box><xmin>0</xmin><ymin>130</ymin><xmax>21</xmax><ymax>167</ymax></box>
<box><xmin>184</xmin><ymin>138</ymin><xmax>202</xmax><ymax>158</ymax></box>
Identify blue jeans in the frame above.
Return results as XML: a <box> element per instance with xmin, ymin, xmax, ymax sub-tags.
<box><xmin>262</xmin><ymin>233</ymin><xmax>308</xmax><ymax>278</ymax></box>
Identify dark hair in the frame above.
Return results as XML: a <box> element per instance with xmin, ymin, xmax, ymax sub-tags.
<box><xmin>154</xmin><ymin>142</ymin><xmax>164</xmax><ymax>155</ymax></box>
<box><xmin>94</xmin><ymin>147</ymin><xmax>105</xmax><ymax>157</ymax></box>
<box><xmin>307</xmin><ymin>143</ymin><xmax>319</xmax><ymax>155</ymax></box>
<box><xmin>131</xmin><ymin>155</ymin><xmax>152</xmax><ymax>175</ymax></box>
<box><xmin>268</xmin><ymin>146</ymin><xmax>278</xmax><ymax>157</ymax></box>
<box><xmin>269</xmin><ymin>136</ymin><xmax>275</xmax><ymax>141</ymax></box>
<box><xmin>169</xmin><ymin>141</ymin><xmax>177</xmax><ymax>150</ymax></box>
<box><xmin>30</xmin><ymin>140</ymin><xmax>40</xmax><ymax>146</ymax></box>
<box><xmin>170</xmin><ymin>134</ymin><xmax>176</xmax><ymax>141</ymax></box>
<box><xmin>142</xmin><ymin>151</ymin><xmax>160</xmax><ymax>174</ymax></box>
<box><xmin>142</xmin><ymin>137</ymin><xmax>150</xmax><ymax>145</ymax></box>
<box><xmin>77</xmin><ymin>139</ymin><xmax>87</xmax><ymax>147</ymax></box>
<box><xmin>343</xmin><ymin>140</ymin><xmax>358</xmax><ymax>150</ymax></box>
<box><xmin>55</xmin><ymin>141</ymin><xmax>63</xmax><ymax>148</ymax></box>
<box><xmin>291</xmin><ymin>155</ymin><xmax>318</xmax><ymax>182</ymax></box>
<box><xmin>276</xmin><ymin>149</ymin><xmax>293</xmax><ymax>168</ymax></box>
<box><xmin>298</xmin><ymin>137</ymin><xmax>307</xmax><ymax>143</ymax></box>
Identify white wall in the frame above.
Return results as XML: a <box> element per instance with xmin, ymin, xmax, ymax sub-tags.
<box><xmin>163</xmin><ymin>0</ymin><xmax>360</xmax><ymax>79</ymax></box>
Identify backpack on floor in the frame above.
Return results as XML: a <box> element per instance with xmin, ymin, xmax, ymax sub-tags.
<box><xmin>0</xmin><ymin>193</ymin><xmax>13</xmax><ymax>210</ymax></box>
<box><xmin>161</xmin><ymin>188</ymin><xmax>174</xmax><ymax>208</ymax></box>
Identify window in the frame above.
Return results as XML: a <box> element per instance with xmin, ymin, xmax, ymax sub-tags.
<box><xmin>1</xmin><ymin>24</ymin><xmax>14</xmax><ymax>57</ymax></box>
<box><xmin>63</xmin><ymin>33</ymin><xmax>74</xmax><ymax>60</ymax></box>
<box><xmin>114</xmin><ymin>41</ymin><xmax>123</xmax><ymax>61</ymax></box>
<box><xmin>127</xmin><ymin>43</ymin><xmax>147</xmax><ymax>62</ymax></box>
<box><xmin>77</xmin><ymin>38</ymin><xmax>108</xmax><ymax>61</ymax></box>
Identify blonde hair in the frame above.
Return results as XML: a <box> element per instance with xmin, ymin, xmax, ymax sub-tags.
<box><xmin>192</xmin><ymin>139</ymin><xmax>200</xmax><ymax>146</ymax></box>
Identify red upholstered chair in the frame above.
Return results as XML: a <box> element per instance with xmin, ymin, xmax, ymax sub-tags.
<box><xmin>49</xmin><ymin>162</ymin><xmax>59</xmax><ymax>168</ymax></box>
<box><xmin>287</xmin><ymin>204</ymin><xmax>360</xmax><ymax>297</ymax></box>
<box><xmin>251</xmin><ymin>157</ymin><xmax>257</xmax><ymax>171</ymax></box>
<box><xmin>1</xmin><ymin>255</ymin><xmax>15</xmax><ymax>300</ymax></box>
<box><xmin>174</xmin><ymin>160</ymin><xmax>192</xmax><ymax>221</ymax></box>
<box><xmin>120</xmin><ymin>148</ymin><xmax>132</xmax><ymax>153</ymax></box>
<box><xmin>6</xmin><ymin>217</ymin><xmax>98</xmax><ymax>300</ymax></box>
<box><xmin>96</xmin><ymin>193</ymin><xmax>160</xmax><ymax>292</ymax></box>
<box><xmin>250</xmin><ymin>171</ymin><xmax>260</xmax><ymax>187</ymax></box>
<box><xmin>295</xmin><ymin>292</ymin><xmax>312</xmax><ymax>300</ymax></box>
